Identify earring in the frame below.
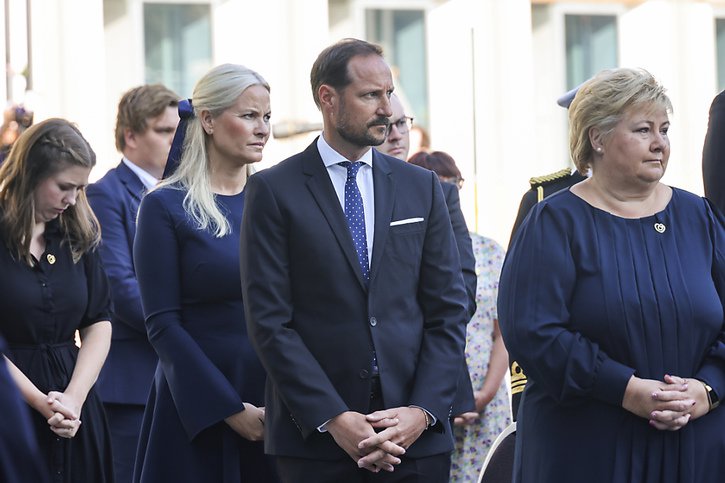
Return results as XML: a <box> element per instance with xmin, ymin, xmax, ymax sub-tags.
<box><xmin>596</xmin><ymin>147</ymin><xmax>602</xmax><ymax>153</ymax></box>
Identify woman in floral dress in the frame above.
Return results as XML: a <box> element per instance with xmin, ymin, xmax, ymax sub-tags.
<box><xmin>407</xmin><ymin>149</ymin><xmax>511</xmax><ymax>481</ymax></box>
<box><xmin>450</xmin><ymin>233</ymin><xmax>511</xmax><ymax>482</ymax></box>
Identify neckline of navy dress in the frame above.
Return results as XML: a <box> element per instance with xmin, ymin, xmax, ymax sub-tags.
<box><xmin>214</xmin><ymin>190</ymin><xmax>245</xmax><ymax>199</ymax></box>
<box><xmin>564</xmin><ymin>185</ymin><xmax>675</xmax><ymax>221</ymax></box>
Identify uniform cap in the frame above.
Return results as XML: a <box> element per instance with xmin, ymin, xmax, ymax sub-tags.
<box><xmin>557</xmin><ymin>85</ymin><xmax>580</xmax><ymax>109</ymax></box>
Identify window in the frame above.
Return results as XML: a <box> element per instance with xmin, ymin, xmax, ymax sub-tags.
<box><xmin>143</xmin><ymin>3</ymin><xmax>212</xmax><ymax>97</ymax></box>
<box><xmin>366</xmin><ymin>9</ymin><xmax>428</xmax><ymax>129</ymax></box>
<box><xmin>565</xmin><ymin>14</ymin><xmax>617</xmax><ymax>89</ymax></box>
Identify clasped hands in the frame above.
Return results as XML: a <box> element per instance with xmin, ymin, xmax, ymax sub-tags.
<box><xmin>453</xmin><ymin>389</ymin><xmax>493</xmax><ymax>426</ymax></box>
<box><xmin>40</xmin><ymin>391</ymin><xmax>83</xmax><ymax>439</ymax></box>
<box><xmin>225</xmin><ymin>402</ymin><xmax>265</xmax><ymax>441</ymax></box>
<box><xmin>622</xmin><ymin>374</ymin><xmax>709</xmax><ymax>431</ymax></box>
<box><xmin>326</xmin><ymin>406</ymin><xmax>428</xmax><ymax>473</ymax></box>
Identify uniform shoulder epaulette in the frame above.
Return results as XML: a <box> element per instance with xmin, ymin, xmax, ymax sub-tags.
<box><xmin>529</xmin><ymin>168</ymin><xmax>572</xmax><ymax>188</ymax></box>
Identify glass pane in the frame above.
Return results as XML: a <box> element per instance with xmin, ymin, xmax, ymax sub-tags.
<box><xmin>565</xmin><ymin>15</ymin><xmax>618</xmax><ymax>89</ymax></box>
<box><xmin>366</xmin><ymin>9</ymin><xmax>428</xmax><ymax>130</ymax></box>
<box><xmin>717</xmin><ymin>19</ymin><xmax>725</xmax><ymax>91</ymax></box>
<box><xmin>144</xmin><ymin>3</ymin><xmax>212</xmax><ymax>97</ymax></box>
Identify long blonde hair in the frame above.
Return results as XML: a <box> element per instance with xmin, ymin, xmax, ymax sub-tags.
<box><xmin>160</xmin><ymin>64</ymin><xmax>270</xmax><ymax>237</ymax></box>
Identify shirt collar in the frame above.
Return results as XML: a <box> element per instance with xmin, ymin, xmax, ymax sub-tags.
<box><xmin>122</xmin><ymin>157</ymin><xmax>158</xmax><ymax>190</ymax></box>
<box><xmin>317</xmin><ymin>134</ymin><xmax>373</xmax><ymax>168</ymax></box>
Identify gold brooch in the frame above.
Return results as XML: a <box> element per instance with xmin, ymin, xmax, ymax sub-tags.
<box><xmin>654</xmin><ymin>223</ymin><xmax>666</xmax><ymax>234</ymax></box>
<box><xmin>46</xmin><ymin>254</ymin><xmax>56</xmax><ymax>265</ymax></box>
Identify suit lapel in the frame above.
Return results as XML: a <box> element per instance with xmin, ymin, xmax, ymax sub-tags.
<box><xmin>116</xmin><ymin>161</ymin><xmax>146</xmax><ymax>202</ymax></box>
<box><xmin>302</xmin><ymin>140</ymin><xmax>368</xmax><ymax>291</ymax></box>
<box><xmin>369</xmin><ymin>151</ymin><xmax>394</xmax><ymax>286</ymax></box>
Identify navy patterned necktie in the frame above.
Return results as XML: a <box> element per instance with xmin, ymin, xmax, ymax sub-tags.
<box><xmin>338</xmin><ymin>161</ymin><xmax>370</xmax><ymax>284</ymax></box>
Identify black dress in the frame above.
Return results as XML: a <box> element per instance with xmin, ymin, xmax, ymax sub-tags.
<box><xmin>0</xmin><ymin>220</ymin><xmax>114</xmax><ymax>483</ymax></box>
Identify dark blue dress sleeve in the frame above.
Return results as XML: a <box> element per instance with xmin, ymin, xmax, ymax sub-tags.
<box><xmin>498</xmin><ymin>201</ymin><xmax>634</xmax><ymax>406</ymax></box>
<box><xmin>79</xmin><ymin>247</ymin><xmax>112</xmax><ymax>329</ymax></box>
<box><xmin>696</xmin><ymin>198</ymin><xmax>725</xmax><ymax>399</ymax></box>
<box><xmin>133</xmin><ymin>190</ymin><xmax>243</xmax><ymax>440</ymax></box>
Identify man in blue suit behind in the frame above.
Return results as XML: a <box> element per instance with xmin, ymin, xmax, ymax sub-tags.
<box><xmin>87</xmin><ymin>84</ymin><xmax>179</xmax><ymax>483</ymax></box>
<box><xmin>240</xmin><ymin>38</ymin><xmax>468</xmax><ymax>482</ymax></box>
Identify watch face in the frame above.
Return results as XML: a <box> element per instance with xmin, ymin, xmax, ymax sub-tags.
<box><xmin>711</xmin><ymin>386</ymin><xmax>720</xmax><ymax>406</ymax></box>
<box><xmin>704</xmin><ymin>382</ymin><xmax>720</xmax><ymax>410</ymax></box>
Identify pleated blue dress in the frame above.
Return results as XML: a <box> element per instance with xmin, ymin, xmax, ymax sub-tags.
<box><xmin>498</xmin><ymin>187</ymin><xmax>725</xmax><ymax>483</ymax></box>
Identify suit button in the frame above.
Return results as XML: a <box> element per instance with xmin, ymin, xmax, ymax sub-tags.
<box><xmin>369</xmin><ymin>317</ymin><xmax>377</xmax><ymax>327</ymax></box>
<box><xmin>359</xmin><ymin>369</ymin><xmax>369</xmax><ymax>379</ymax></box>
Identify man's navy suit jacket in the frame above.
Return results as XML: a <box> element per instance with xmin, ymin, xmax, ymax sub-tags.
<box><xmin>703</xmin><ymin>89</ymin><xmax>725</xmax><ymax>216</ymax></box>
<box><xmin>440</xmin><ymin>181</ymin><xmax>477</xmax><ymax>415</ymax></box>
<box><xmin>240</xmin><ymin>139</ymin><xmax>469</xmax><ymax>460</ymax></box>
<box><xmin>87</xmin><ymin>161</ymin><xmax>157</xmax><ymax>405</ymax></box>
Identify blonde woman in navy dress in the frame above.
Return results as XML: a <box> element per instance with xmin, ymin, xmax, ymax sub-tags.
<box><xmin>0</xmin><ymin>118</ymin><xmax>114</xmax><ymax>482</ymax></box>
<box><xmin>499</xmin><ymin>68</ymin><xmax>725</xmax><ymax>482</ymax></box>
<box><xmin>133</xmin><ymin>64</ymin><xmax>278</xmax><ymax>482</ymax></box>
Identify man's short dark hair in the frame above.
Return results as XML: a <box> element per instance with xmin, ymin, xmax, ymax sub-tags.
<box><xmin>115</xmin><ymin>84</ymin><xmax>179</xmax><ymax>152</ymax></box>
<box><xmin>310</xmin><ymin>38</ymin><xmax>384</xmax><ymax>109</ymax></box>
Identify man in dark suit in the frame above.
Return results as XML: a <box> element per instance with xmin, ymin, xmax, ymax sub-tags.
<box><xmin>703</xmin><ymin>89</ymin><xmax>725</xmax><ymax>215</ymax></box>
<box><xmin>240</xmin><ymin>38</ymin><xmax>469</xmax><ymax>482</ymax></box>
<box><xmin>378</xmin><ymin>93</ymin><xmax>478</xmax><ymax>421</ymax></box>
<box><xmin>86</xmin><ymin>84</ymin><xmax>178</xmax><ymax>483</ymax></box>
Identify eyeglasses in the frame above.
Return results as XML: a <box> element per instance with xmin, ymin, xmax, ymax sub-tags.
<box><xmin>385</xmin><ymin>116</ymin><xmax>414</xmax><ymax>137</ymax></box>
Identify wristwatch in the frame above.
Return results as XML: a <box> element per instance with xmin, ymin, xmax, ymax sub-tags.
<box><xmin>702</xmin><ymin>381</ymin><xmax>720</xmax><ymax>411</ymax></box>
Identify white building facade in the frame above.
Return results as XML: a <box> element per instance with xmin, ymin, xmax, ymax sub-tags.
<box><xmin>3</xmin><ymin>0</ymin><xmax>725</xmax><ymax>245</ymax></box>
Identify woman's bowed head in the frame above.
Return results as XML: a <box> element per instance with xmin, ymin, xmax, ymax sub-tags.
<box><xmin>0</xmin><ymin>118</ymin><xmax>99</xmax><ymax>265</ymax></box>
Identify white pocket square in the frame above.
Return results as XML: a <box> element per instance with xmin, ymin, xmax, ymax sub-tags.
<box><xmin>390</xmin><ymin>217</ymin><xmax>424</xmax><ymax>226</ymax></box>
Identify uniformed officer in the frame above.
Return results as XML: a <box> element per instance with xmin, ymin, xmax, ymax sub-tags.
<box><xmin>507</xmin><ymin>84</ymin><xmax>587</xmax><ymax>421</ymax></box>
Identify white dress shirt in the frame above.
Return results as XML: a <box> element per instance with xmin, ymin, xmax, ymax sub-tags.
<box><xmin>317</xmin><ymin>135</ymin><xmax>374</xmax><ymax>263</ymax></box>
<box><xmin>314</xmin><ymin>136</ymin><xmax>437</xmax><ymax>431</ymax></box>
<box><xmin>122</xmin><ymin>157</ymin><xmax>158</xmax><ymax>191</ymax></box>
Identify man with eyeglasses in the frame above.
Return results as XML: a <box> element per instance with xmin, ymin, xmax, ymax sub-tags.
<box><xmin>378</xmin><ymin>94</ymin><xmax>479</xmax><ymax>425</ymax></box>
<box><xmin>377</xmin><ymin>94</ymin><xmax>413</xmax><ymax>160</ymax></box>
